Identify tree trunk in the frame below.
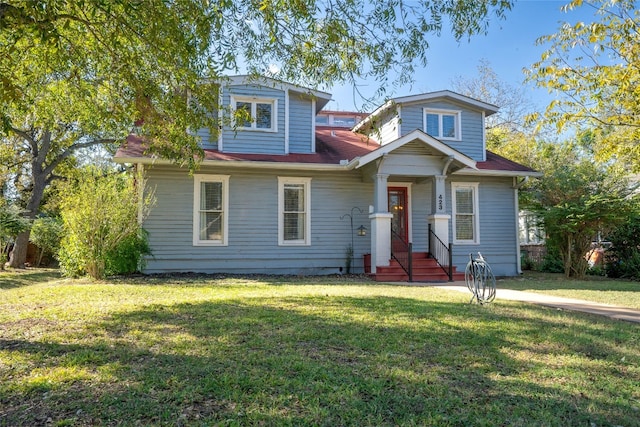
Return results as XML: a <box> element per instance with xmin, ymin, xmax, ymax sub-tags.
<box><xmin>8</xmin><ymin>143</ymin><xmax>48</xmax><ymax>268</ymax></box>
<box><xmin>8</xmin><ymin>231</ymin><xmax>30</xmax><ymax>268</ymax></box>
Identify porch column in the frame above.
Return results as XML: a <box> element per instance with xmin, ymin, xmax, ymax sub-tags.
<box><xmin>369</xmin><ymin>173</ymin><xmax>393</xmax><ymax>273</ymax></box>
<box><xmin>428</xmin><ymin>175</ymin><xmax>450</xmax><ymax>248</ymax></box>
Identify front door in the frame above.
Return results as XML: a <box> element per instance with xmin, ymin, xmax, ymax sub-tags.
<box><xmin>388</xmin><ymin>187</ymin><xmax>408</xmax><ymax>243</ymax></box>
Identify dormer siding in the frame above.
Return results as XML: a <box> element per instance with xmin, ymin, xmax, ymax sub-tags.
<box><xmin>399</xmin><ymin>100</ymin><xmax>485</xmax><ymax>161</ymax></box>
<box><xmin>288</xmin><ymin>93</ymin><xmax>315</xmax><ymax>154</ymax></box>
<box><xmin>221</xmin><ymin>84</ymin><xmax>287</xmax><ymax>155</ymax></box>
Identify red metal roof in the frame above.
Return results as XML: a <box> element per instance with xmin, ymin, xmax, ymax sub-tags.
<box><xmin>115</xmin><ymin>127</ymin><xmax>536</xmax><ymax>173</ymax></box>
<box><xmin>480</xmin><ymin>151</ymin><xmax>537</xmax><ymax>173</ymax></box>
<box><xmin>116</xmin><ymin>127</ymin><xmax>379</xmax><ymax>165</ymax></box>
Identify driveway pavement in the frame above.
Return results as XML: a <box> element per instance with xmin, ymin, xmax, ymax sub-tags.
<box><xmin>425</xmin><ymin>282</ymin><xmax>640</xmax><ymax>324</ymax></box>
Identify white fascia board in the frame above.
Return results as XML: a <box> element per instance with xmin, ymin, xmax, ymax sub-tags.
<box><xmin>224</xmin><ymin>75</ymin><xmax>331</xmax><ymax>108</ymax></box>
<box><xmin>352</xmin><ymin>100</ymin><xmax>395</xmax><ymax>132</ymax></box>
<box><xmin>114</xmin><ymin>156</ymin><xmax>355</xmax><ymax>171</ymax></box>
<box><xmin>453</xmin><ymin>168</ymin><xmax>543</xmax><ymax>178</ymax></box>
<box><xmin>392</xmin><ymin>90</ymin><xmax>499</xmax><ymax>115</ymax></box>
<box><xmin>355</xmin><ymin>129</ymin><xmax>477</xmax><ymax>170</ymax></box>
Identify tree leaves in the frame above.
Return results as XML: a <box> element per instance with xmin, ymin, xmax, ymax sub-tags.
<box><xmin>524</xmin><ymin>140</ymin><xmax>635</xmax><ymax>278</ymax></box>
<box><xmin>525</xmin><ymin>0</ymin><xmax>640</xmax><ymax>170</ymax></box>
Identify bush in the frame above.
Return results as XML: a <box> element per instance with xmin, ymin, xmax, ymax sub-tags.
<box><xmin>539</xmin><ymin>246</ymin><xmax>564</xmax><ymax>273</ymax></box>
<box><xmin>0</xmin><ymin>205</ymin><xmax>30</xmax><ymax>269</ymax></box>
<box><xmin>59</xmin><ymin>169</ymin><xmax>153</xmax><ymax>279</ymax></box>
<box><xmin>606</xmin><ymin>250</ymin><xmax>640</xmax><ymax>280</ymax></box>
<box><xmin>30</xmin><ymin>217</ymin><xmax>63</xmax><ymax>266</ymax></box>
<box><xmin>105</xmin><ymin>228</ymin><xmax>151</xmax><ymax>275</ymax></box>
<box><xmin>520</xmin><ymin>254</ymin><xmax>537</xmax><ymax>271</ymax></box>
<box><xmin>605</xmin><ymin>213</ymin><xmax>640</xmax><ymax>280</ymax></box>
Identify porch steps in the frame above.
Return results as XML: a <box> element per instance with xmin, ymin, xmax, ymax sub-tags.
<box><xmin>371</xmin><ymin>252</ymin><xmax>465</xmax><ymax>283</ymax></box>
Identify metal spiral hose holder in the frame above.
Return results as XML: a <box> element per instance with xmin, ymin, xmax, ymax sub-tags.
<box><xmin>465</xmin><ymin>253</ymin><xmax>496</xmax><ymax>304</ymax></box>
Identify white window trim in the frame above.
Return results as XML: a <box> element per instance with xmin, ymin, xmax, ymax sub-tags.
<box><xmin>451</xmin><ymin>182</ymin><xmax>480</xmax><ymax>245</ymax></box>
<box><xmin>230</xmin><ymin>95</ymin><xmax>278</xmax><ymax>132</ymax></box>
<box><xmin>278</xmin><ymin>177</ymin><xmax>311</xmax><ymax>246</ymax></box>
<box><xmin>423</xmin><ymin>108</ymin><xmax>462</xmax><ymax>141</ymax></box>
<box><xmin>193</xmin><ymin>174</ymin><xmax>230</xmax><ymax>246</ymax></box>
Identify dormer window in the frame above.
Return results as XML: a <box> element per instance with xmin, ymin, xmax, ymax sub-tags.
<box><xmin>424</xmin><ymin>108</ymin><xmax>461</xmax><ymax>140</ymax></box>
<box><xmin>231</xmin><ymin>95</ymin><xmax>278</xmax><ymax>132</ymax></box>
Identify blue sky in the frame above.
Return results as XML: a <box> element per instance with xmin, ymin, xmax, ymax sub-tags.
<box><xmin>325</xmin><ymin>0</ymin><xmax>600</xmax><ymax>112</ymax></box>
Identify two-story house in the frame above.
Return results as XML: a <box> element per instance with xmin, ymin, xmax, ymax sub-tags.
<box><xmin>115</xmin><ymin>75</ymin><xmax>540</xmax><ymax>281</ymax></box>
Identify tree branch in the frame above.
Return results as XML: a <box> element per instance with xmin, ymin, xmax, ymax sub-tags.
<box><xmin>42</xmin><ymin>138</ymin><xmax>116</xmax><ymax>178</ymax></box>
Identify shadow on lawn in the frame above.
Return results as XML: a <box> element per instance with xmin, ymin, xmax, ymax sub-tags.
<box><xmin>0</xmin><ymin>269</ymin><xmax>61</xmax><ymax>289</ymax></box>
<box><xmin>499</xmin><ymin>271</ymin><xmax>640</xmax><ymax>292</ymax></box>
<box><xmin>1</xmin><ymin>296</ymin><xmax>638</xmax><ymax>426</ymax></box>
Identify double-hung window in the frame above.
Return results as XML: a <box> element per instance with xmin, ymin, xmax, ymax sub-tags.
<box><xmin>424</xmin><ymin>108</ymin><xmax>461</xmax><ymax>140</ymax></box>
<box><xmin>452</xmin><ymin>182</ymin><xmax>479</xmax><ymax>244</ymax></box>
<box><xmin>193</xmin><ymin>175</ymin><xmax>230</xmax><ymax>246</ymax></box>
<box><xmin>278</xmin><ymin>177</ymin><xmax>311</xmax><ymax>246</ymax></box>
<box><xmin>231</xmin><ymin>95</ymin><xmax>277</xmax><ymax>132</ymax></box>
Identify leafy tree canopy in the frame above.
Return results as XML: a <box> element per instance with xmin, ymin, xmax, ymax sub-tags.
<box><xmin>1</xmin><ymin>0</ymin><xmax>514</xmax><ymax>161</ymax></box>
<box><xmin>0</xmin><ymin>0</ymin><xmax>513</xmax><ymax>267</ymax></box>
<box><xmin>525</xmin><ymin>139</ymin><xmax>635</xmax><ymax>278</ymax></box>
<box><xmin>525</xmin><ymin>0</ymin><xmax>640</xmax><ymax>170</ymax></box>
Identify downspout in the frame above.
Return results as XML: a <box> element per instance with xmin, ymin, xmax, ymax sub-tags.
<box><xmin>513</xmin><ymin>177</ymin><xmax>529</xmax><ymax>275</ymax></box>
<box><xmin>137</xmin><ymin>163</ymin><xmax>144</xmax><ymax>225</ymax></box>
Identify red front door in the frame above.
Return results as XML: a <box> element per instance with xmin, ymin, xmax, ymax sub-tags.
<box><xmin>388</xmin><ymin>187</ymin><xmax>408</xmax><ymax>243</ymax></box>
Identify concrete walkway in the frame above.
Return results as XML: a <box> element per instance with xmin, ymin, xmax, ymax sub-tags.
<box><xmin>424</xmin><ymin>282</ymin><xmax>640</xmax><ymax>324</ymax></box>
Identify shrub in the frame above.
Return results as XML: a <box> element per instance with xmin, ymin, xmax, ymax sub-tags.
<box><xmin>520</xmin><ymin>254</ymin><xmax>536</xmax><ymax>271</ymax></box>
<box><xmin>29</xmin><ymin>217</ymin><xmax>63</xmax><ymax>266</ymax></box>
<box><xmin>105</xmin><ymin>228</ymin><xmax>151</xmax><ymax>275</ymax></box>
<box><xmin>605</xmin><ymin>213</ymin><xmax>640</xmax><ymax>280</ymax></box>
<box><xmin>539</xmin><ymin>246</ymin><xmax>564</xmax><ymax>273</ymax></box>
<box><xmin>59</xmin><ymin>169</ymin><xmax>153</xmax><ymax>279</ymax></box>
<box><xmin>0</xmin><ymin>205</ymin><xmax>30</xmax><ymax>269</ymax></box>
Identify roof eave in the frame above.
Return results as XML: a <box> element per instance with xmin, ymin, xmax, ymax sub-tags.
<box><xmin>113</xmin><ymin>156</ymin><xmax>353</xmax><ymax>171</ymax></box>
<box><xmin>351</xmin><ymin>100</ymin><xmax>395</xmax><ymax>133</ymax></box>
<box><xmin>453</xmin><ymin>168</ymin><xmax>543</xmax><ymax>177</ymax></box>
<box><xmin>392</xmin><ymin>90</ymin><xmax>499</xmax><ymax>116</ymax></box>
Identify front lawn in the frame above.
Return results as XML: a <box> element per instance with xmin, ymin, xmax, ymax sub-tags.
<box><xmin>498</xmin><ymin>271</ymin><xmax>640</xmax><ymax>310</ymax></box>
<box><xmin>1</xmin><ymin>270</ymin><xmax>639</xmax><ymax>426</ymax></box>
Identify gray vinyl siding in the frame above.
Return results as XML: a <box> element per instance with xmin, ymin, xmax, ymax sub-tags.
<box><xmin>448</xmin><ymin>176</ymin><xmax>519</xmax><ymax>277</ymax></box>
<box><xmin>142</xmin><ymin>166</ymin><xmax>519</xmax><ymax>277</ymax></box>
<box><xmin>380</xmin><ymin>142</ymin><xmax>444</xmax><ymax>177</ymax></box>
<box><xmin>221</xmin><ymin>85</ymin><xmax>287</xmax><ymax>154</ymax></box>
<box><xmin>289</xmin><ymin>94</ymin><xmax>314</xmax><ymax>153</ymax></box>
<box><xmin>142</xmin><ymin>166</ymin><xmax>373</xmax><ymax>275</ymax></box>
<box><xmin>399</xmin><ymin>100</ymin><xmax>485</xmax><ymax>161</ymax></box>
<box><xmin>196</xmin><ymin>127</ymin><xmax>217</xmax><ymax>150</ymax></box>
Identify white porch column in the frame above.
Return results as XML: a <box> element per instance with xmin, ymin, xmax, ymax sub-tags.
<box><xmin>428</xmin><ymin>175</ymin><xmax>450</xmax><ymax>248</ymax></box>
<box><xmin>370</xmin><ymin>173</ymin><xmax>392</xmax><ymax>273</ymax></box>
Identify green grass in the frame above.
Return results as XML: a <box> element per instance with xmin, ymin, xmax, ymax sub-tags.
<box><xmin>1</xmin><ymin>270</ymin><xmax>639</xmax><ymax>426</ymax></box>
<box><xmin>498</xmin><ymin>271</ymin><xmax>640</xmax><ymax>309</ymax></box>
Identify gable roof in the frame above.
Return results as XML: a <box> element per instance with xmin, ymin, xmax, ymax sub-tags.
<box><xmin>354</xmin><ymin>129</ymin><xmax>477</xmax><ymax>171</ymax></box>
<box><xmin>114</xmin><ymin>127</ymin><xmax>378</xmax><ymax>170</ymax></box>
<box><xmin>455</xmin><ymin>151</ymin><xmax>541</xmax><ymax>177</ymax></box>
<box><xmin>353</xmin><ymin>90</ymin><xmax>498</xmax><ymax>133</ymax></box>
<box><xmin>114</xmin><ymin>127</ymin><xmax>539</xmax><ymax>176</ymax></box>
<box><xmin>223</xmin><ymin>75</ymin><xmax>332</xmax><ymax>112</ymax></box>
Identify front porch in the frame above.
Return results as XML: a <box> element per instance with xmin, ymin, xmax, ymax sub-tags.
<box><xmin>354</xmin><ymin>130</ymin><xmax>477</xmax><ymax>282</ymax></box>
